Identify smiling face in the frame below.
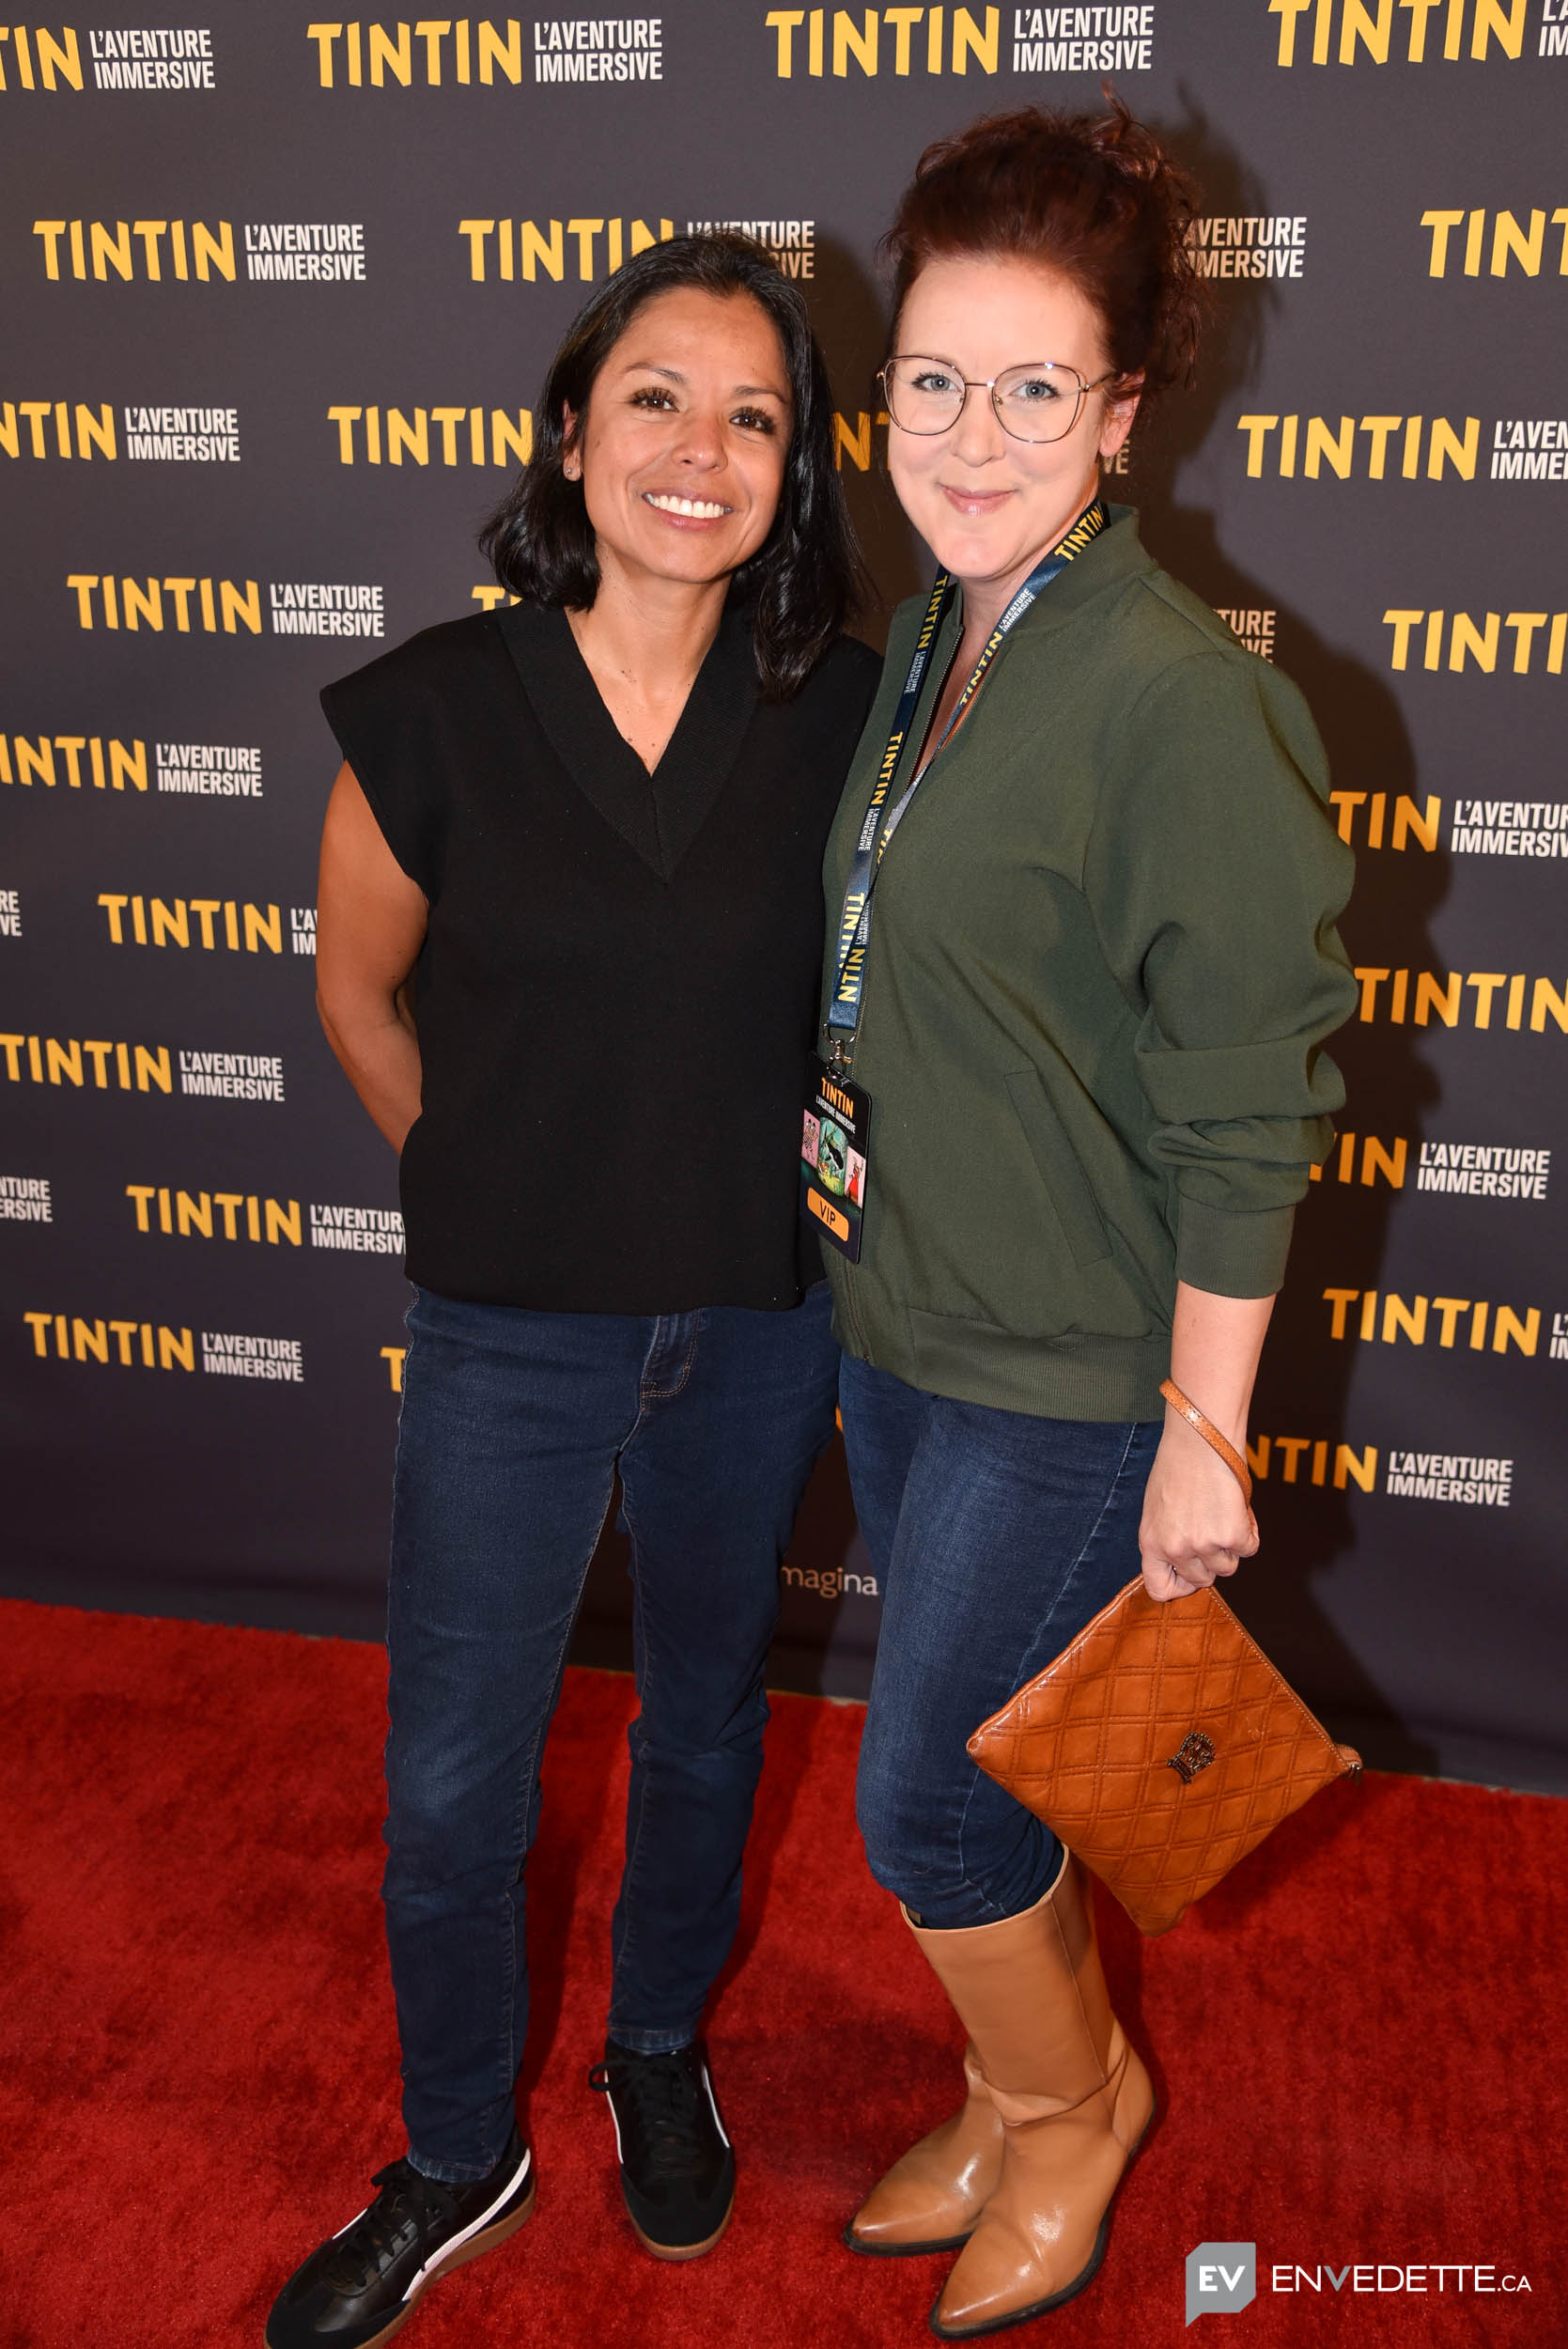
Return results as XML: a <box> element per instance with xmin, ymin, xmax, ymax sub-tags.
<box><xmin>563</xmin><ymin>286</ymin><xmax>792</xmax><ymax>600</ymax></box>
<box><xmin>887</xmin><ymin>254</ymin><xmax>1141</xmax><ymax>620</ymax></box>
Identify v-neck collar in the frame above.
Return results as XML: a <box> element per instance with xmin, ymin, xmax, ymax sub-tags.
<box><xmin>498</xmin><ymin>597</ymin><xmax>760</xmax><ymax>882</ymax></box>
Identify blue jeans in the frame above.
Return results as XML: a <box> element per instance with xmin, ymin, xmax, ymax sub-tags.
<box><xmin>383</xmin><ymin>1282</ymin><xmax>839</xmax><ymax>2182</ymax></box>
<box><xmin>840</xmin><ymin>1355</ymin><xmax>1159</xmax><ymax>1931</ymax></box>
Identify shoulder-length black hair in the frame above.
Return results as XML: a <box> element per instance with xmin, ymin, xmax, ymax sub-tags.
<box><xmin>479</xmin><ymin>232</ymin><xmax>863</xmax><ymax>701</ymax></box>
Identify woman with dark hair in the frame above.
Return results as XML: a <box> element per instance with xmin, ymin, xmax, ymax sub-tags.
<box><xmin>265</xmin><ymin>234</ymin><xmax>876</xmax><ymax>2349</ymax></box>
<box><xmin>820</xmin><ymin>106</ymin><xmax>1356</xmax><ymax>2334</ymax></box>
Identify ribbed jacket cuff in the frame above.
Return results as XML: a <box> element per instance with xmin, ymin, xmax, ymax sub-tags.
<box><xmin>1174</xmin><ymin>1196</ymin><xmax>1295</xmax><ymax>1298</ymax></box>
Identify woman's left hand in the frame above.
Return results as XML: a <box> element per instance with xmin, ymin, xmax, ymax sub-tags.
<box><xmin>1138</xmin><ymin>1415</ymin><xmax>1259</xmax><ymax>1602</ymax></box>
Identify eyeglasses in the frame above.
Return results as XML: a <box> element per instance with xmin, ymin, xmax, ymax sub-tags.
<box><xmin>879</xmin><ymin>354</ymin><xmax>1117</xmax><ymax>445</ymax></box>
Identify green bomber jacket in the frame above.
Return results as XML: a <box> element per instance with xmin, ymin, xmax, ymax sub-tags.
<box><xmin>818</xmin><ymin>507</ymin><xmax>1357</xmax><ymax>1423</ymax></box>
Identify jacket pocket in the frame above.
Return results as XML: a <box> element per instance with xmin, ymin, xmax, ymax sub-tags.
<box><xmin>1004</xmin><ymin>1066</ymin><xmax>1112</xmax><ymax>1271</ymax></box>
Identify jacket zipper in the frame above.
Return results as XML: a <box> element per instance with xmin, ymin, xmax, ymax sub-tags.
<box><xmin>840</xmin><ymin>1251</ymin><xmax>875</xmax><ymax>1367</ymax></box>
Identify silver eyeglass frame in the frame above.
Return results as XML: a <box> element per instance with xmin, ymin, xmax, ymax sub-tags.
<box><xmin>879</xmin><ymin>355</ymin><xmax>1120</xmax><ymax>445</ymax></box>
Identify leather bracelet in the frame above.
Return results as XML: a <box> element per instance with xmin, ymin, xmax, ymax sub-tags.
<box><xmin>1157</xmin><ymin>1377</ymin><xmax>1253</xmax><ymax>1505</ymax></box>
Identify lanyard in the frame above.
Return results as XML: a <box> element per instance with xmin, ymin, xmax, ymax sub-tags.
<box><xmin>826</xmin><ymin>497</ymin><xmax>1106</xmax><ymax>1063</ymax></box>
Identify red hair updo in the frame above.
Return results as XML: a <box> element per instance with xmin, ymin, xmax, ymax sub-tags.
<box><xmin>882</xmin><ymin>95</ymin><xmax>1204</xmax><ymax>411</ymax></box>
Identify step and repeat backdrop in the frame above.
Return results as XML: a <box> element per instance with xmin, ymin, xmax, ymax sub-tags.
<box><xmin>3</xmin><ymin>6</ymin><xmax>1563</xmax><ymax>1789</ymax></box>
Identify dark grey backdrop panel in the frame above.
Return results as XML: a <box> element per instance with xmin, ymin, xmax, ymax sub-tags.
<box><xmin>4</xmin><ymin>5</ymin><xmax>1564</xmax><ymax>1788</ymax></box>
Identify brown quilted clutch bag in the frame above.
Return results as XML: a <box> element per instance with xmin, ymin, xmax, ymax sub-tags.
<box><xmin>966</xmin><ymin>1380</ymin><xmax>1361</xmax><ymax>1936</ymax></box>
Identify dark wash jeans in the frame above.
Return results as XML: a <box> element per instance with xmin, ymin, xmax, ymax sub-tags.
<box><xmin>384</xmin><ymin>1281</ymin><xmax>839</xmax><ymax>2182</ymax></box>
<box><xmin>839</xmin><ymin>1354</ymin><xmax>1160</xmax><ymax>1931</ymax></box>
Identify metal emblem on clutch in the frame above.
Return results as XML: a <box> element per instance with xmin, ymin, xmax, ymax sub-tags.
<box><xmin>1167</xmin><ymin>1731</ymin><xmax>1217</xmax><ymax>1783</ymax></box>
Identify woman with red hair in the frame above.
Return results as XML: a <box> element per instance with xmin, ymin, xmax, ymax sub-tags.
<box><xmin>820</xmin><ymin>102</ymin><xmax>1356</xmax><ymax>2335</ymax></box>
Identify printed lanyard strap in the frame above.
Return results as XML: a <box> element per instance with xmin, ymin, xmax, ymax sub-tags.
<box><xmin>827</xmin><ymin>497</ymin><xmax>1106</xmax><ymax>1054</ymax></box>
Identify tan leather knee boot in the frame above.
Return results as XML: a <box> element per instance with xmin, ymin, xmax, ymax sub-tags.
<box><xmin>845</xmin><ymin>2034</ymin><xmax>1001</xmax><ymax>2255</ymax></box>
<box><xmin>911</xmin><ymin>1854</ymin><xmax>1155</xmax><ymax>2339</ymax></box>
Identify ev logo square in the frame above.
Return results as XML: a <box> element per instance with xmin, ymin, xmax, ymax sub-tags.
<box><xmin>1187</xmin><ymin>2242</ymin><xmax>1257</xmax><ymax>2323</ymax></box>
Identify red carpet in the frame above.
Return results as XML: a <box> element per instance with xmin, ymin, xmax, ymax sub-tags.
<box><xmin>2</xmin><ymin>1600</ymin><xmax>1561</xmax><ymax>2349</ymax></box>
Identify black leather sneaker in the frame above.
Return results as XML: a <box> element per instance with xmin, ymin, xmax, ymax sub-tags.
<box><xmin>264</xmin><ymin>2128</ymin><xmax>535</xmax><ymax>2349</ymax></box>
<box><xmin>588</xmin><ymin>2041</ymin><xmax>735</xmax><ymax>2261</ymax></box>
